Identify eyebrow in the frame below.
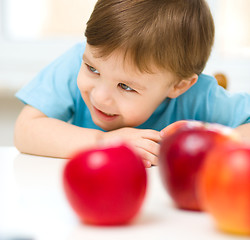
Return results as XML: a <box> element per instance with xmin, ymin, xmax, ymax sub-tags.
<box><xmin>82</xmin><ymin>54</ymin><xmax>96</xmax><ymax>67</ymax></box>
<box><xmin>82</xmin><ymin>54</ymin><xmax>146</xmax><ymax>91</ymax></box>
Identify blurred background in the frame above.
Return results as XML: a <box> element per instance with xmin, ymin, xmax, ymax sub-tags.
<box><xmin>0</xmin><ymin>0</ymin><xmax>250</xmax><ymax>146</ymax></box>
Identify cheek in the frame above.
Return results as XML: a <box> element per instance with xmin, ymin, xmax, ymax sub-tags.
<box><xmin>126</xmin><ymin>93</ymin><xmax>165</xmax><ymax>123</ymax></box>
<box><xmin>77</xmin><ymin>69</ymin><xmax>92</xmax><ymax>93</ymax></box>
<box><xmin>121</xmin><ymin>102</ymin><xmax>154</xmax><ymax>124</ymax></box>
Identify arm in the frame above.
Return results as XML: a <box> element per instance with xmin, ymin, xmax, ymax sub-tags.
<box><xmin>14</xmin><ymin>105</ymin><xmax>160</xmax><ymax>167</ymax></box>
<box><xmin>14</xmin><ymin>105</ymin><xmax>102</xmax><ymax>158</ymax></box>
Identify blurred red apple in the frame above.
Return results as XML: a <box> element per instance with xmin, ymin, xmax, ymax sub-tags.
<box><xmin>198</xmin><ymin>143</ymin><xmax>250</xmax><ymax>235</ymax></box>
<box><xmin>63</xmin><ymin>143</ymin><xmax>147</xmax><ymax>225</ymax></box>
<box><xmin>160</xmin><ymin>120</ymin><xmax>203</xmax><ymax>137</ymax></box>
<box><xmin>159</xmin><ymin>120</ymin><xmax>239</xmax><ymax>211</ymax></box>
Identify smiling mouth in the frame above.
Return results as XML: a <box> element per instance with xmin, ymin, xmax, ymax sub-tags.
<box><xmin>93</xmin><ymin>106</ymin><xmax>118</xmax><ymax>121</ymax></box>
<box><xmin>102</xmin><ymin>112</ymin><xmax>116</xmax><ymax>116</ymax></box>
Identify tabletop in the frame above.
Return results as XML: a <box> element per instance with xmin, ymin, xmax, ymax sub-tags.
<box><xmin>0</xmin><ymin>147</ymin><xmax>248</xmax><ymax>240</ymax></box>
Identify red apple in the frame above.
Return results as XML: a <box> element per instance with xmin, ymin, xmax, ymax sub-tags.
<box><xmin>159</xmin><ymin>120</ymin><xmax>239</xmax><ymax>211</ymax></box>
<box><xmin>198</xmin><ymin>143</ymin><xmax>250</xmax><ymax>235</ymax></box>
<box><xmin>63</xmin><ymin>143</ymin><xmax>147</xmax><ymax>225</ymax></box>
<box><xmin>160</xmin><ymin>120</ymin><xmax>203</xmax><ymax>137</ymax></box>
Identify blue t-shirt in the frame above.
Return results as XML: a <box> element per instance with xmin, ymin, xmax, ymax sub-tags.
<box><xmin>16</xmin><ymin>41</ymin><xmax>250</xmax><ymax>131</ymax></box>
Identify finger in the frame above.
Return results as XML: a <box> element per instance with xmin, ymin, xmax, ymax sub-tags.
<box><xmin>141</xmin><ymin>129</ymin><xmax>161</xmax><ymax>143</ymax></box>
<box><xmin>137</xmin><ymin>138</ymin><xmax>160</xmax><ymax>158</ymax></box>
<box><xmin>136</xmin><ymin>147</ymin><xmax>159</xmax><ymax>166</ymax></box>
<box><xmin>143</xmin><ymin>159</ymin><xmax>152</xmax><ymax>168</ymax></box>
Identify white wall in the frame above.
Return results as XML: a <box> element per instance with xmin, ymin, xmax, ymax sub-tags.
<box><xmin>204</xmin><ymin>0</ymin><xmax>250</xmax><ymax>93</ymax></box>
<box><xmin>0</xmin><ymin>0</ymin><xmax>97</xmax><ymax>95</ymax></box>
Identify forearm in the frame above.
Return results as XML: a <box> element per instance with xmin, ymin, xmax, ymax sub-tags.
<box><xmin>14</xmin><ymin>108</ymin><xmax>102</xmax><ymax>158</ymax></box>
<box><xmin>14</xmin><ymin>106</ymin><xmax>161</xmax><ymax>166</ymax></box>
<box><xmin>235</xmin><ymin>123</ymin><xmax>250</xmax><ymax>144</ymax></box>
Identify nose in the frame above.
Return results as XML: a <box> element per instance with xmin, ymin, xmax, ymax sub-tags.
<box><xmin>91</xmin><ymin>84</ymin><xmax>114</xmax><ymax>106</ymax></box>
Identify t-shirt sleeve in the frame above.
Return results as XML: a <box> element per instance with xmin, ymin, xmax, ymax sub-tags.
<box><xmin>179</xmin><ymin>74</ymin><xmax>250</xmax><ymax>127</ymax></box>
<box><xmin>208</xmin><ymin>81</ymin><xmax>250</xmax><ymax>127</ymax></box>
<box><xmin>15</xmin><ymin>42</ymin><xmax>85</xmax><ymax>122</ymax></box>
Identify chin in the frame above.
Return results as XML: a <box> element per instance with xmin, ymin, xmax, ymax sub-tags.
<box><xmin>94</xmin><ymin>120</ymin><xmax>140</xmax><ymax>132</ymax></box>
<box><xmin>93</xmin><ymin>120</ymin><xmax>121</xmax><ymax>131</ymax></box>
<box><xmin>101</xmin><ymin>125</ymin><xmax>120</xmax><ymax>131</ymax></box>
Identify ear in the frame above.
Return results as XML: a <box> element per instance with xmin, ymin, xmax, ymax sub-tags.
<box><xmin>168</xmin><ymin>74</ymin><xmax>198</xmax><ymax>98</ymax></box>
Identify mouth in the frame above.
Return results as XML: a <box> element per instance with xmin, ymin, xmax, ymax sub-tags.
<box><xmin>93</xmin><ymin>106</ymin><xmax>119</xmax><ymax>121</ymax></box>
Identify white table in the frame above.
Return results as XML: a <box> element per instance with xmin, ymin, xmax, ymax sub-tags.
<box><xmin>0</xmin><ymin>147</ymin><xmax>248</xmax><ymax>240</ymax></box>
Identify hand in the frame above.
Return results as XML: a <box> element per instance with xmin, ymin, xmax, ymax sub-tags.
<box><xmin>99</xmin><ymin>127</ymin><xmax>161</xmax><ymax>168</ymax></box>
<box><xmin>160</xmin><ymin>120</ymin><xmax>193</xmax><ymax>138</ymax></box>
<box><xmin>160</xmin><ymin>125</ymin><xmax>174</xmax><ymax>138</ymax></box>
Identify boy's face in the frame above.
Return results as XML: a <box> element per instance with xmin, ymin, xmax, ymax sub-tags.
<box><xmin>77</xmin><ymin>44</ymin><xmax>178</xmax><ymax>131</ymax></box>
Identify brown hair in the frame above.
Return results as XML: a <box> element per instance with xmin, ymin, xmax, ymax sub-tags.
<box><xmin>85</xmin><ymin>0</ymin><xmax>214</xmax><ymax>79</ymax></box>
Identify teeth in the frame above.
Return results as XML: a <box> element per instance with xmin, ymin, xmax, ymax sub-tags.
<box><xmin>105</xmin><ymin>112</ymin><xmax>116</xmax><ymax>116</ymax></box>
<box><xmin>95</xmin><ymin>106</ymin><xmax>116</xmax><ymax>116</ymax></box>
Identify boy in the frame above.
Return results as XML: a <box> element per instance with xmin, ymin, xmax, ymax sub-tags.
<box><xmin>15</xmin><ymin>0</ymin><xmax>250</xmax><ymax>167</ymax></box>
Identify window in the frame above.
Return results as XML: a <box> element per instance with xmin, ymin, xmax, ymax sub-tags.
<box><xmin>0</xmin><ymin>0</ymin><xmax>96</xmax><ymax>93</ymax></box>
<box><xmin>2</xmin><ymin>0</ymin><xmax>96</xmax><ymax>40</ymax></box>
<box><xmin>204</xmin><ymin>0</ymin><xmax>250</xmax><ymax>93</ymax></box>
<box><xmin>217</xmin><ymin>0</ymin><xmax>250</xmax><ymax>56</ymax></box>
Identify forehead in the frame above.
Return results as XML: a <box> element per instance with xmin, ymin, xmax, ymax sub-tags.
<box><xmin>84</xmin><ymin>44</ymin><xmax>142</xmax><ymax>74</ymax></box>
<box><xmin>84</xmin><ymin>44</ymin><xmax>176</xmax><ymax>86</ymax></box>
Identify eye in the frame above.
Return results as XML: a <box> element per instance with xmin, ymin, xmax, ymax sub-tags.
<box><xmin>118</xmin><ymin>83</ymin><xmax>134</xmax><ymax>91</ymax></box>
<box><xmin>85</xmin><ymin>64</ymin><xmax>100</xmax><ymax>75</ymax></box>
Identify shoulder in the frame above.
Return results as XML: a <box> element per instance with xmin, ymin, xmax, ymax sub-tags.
<box><xmin>63</xmin><ymin>41</ymin><xmax>86</xmax><ymax>59</ymax></box>
<box><xmin>171</xmin><ymin>74</ymin><xmax>219</xmax><ymax>122</ymax></box>
<box><xmin>179</xmin><ymin>73</ymin><xmax>250</xmax><ymax>126</ymax></box>
<box><xmin>179</xmin><ymin>73</ymin><xmax>218</xmax><ymax>103</ymax></box>
<box><xmin>192</xmin><ymin>73</ymin><xmax>218</xmax><ymax>91</ymax></box>
<box><xmin>15</xmin><ymin>41</ymin><xmax>88</xmax><ymax>121</ymax></box>
<box><xmin>35</xmin><ymin>40</ymin><xmax>87</xmax><ymax>83</ymax></box>
<box><xmin>49</xmin><ymin>41</ymin><xmax>86</xmax><ymax>70</ymax></box>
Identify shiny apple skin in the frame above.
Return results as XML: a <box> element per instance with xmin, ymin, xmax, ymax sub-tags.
<box><xmin>63</xmin><ymin>143</ymin><xmax>147</xmax><ymax>225</ymax></box>
<box><xmin>199</xmin><ymin>144</ymin><xmax>250</xmax><ymax>235</ymax></box>
<box><xmin>159</xmin><ymin>122</ymin><xmax>237</xmax><ymax>211</ymax></box>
